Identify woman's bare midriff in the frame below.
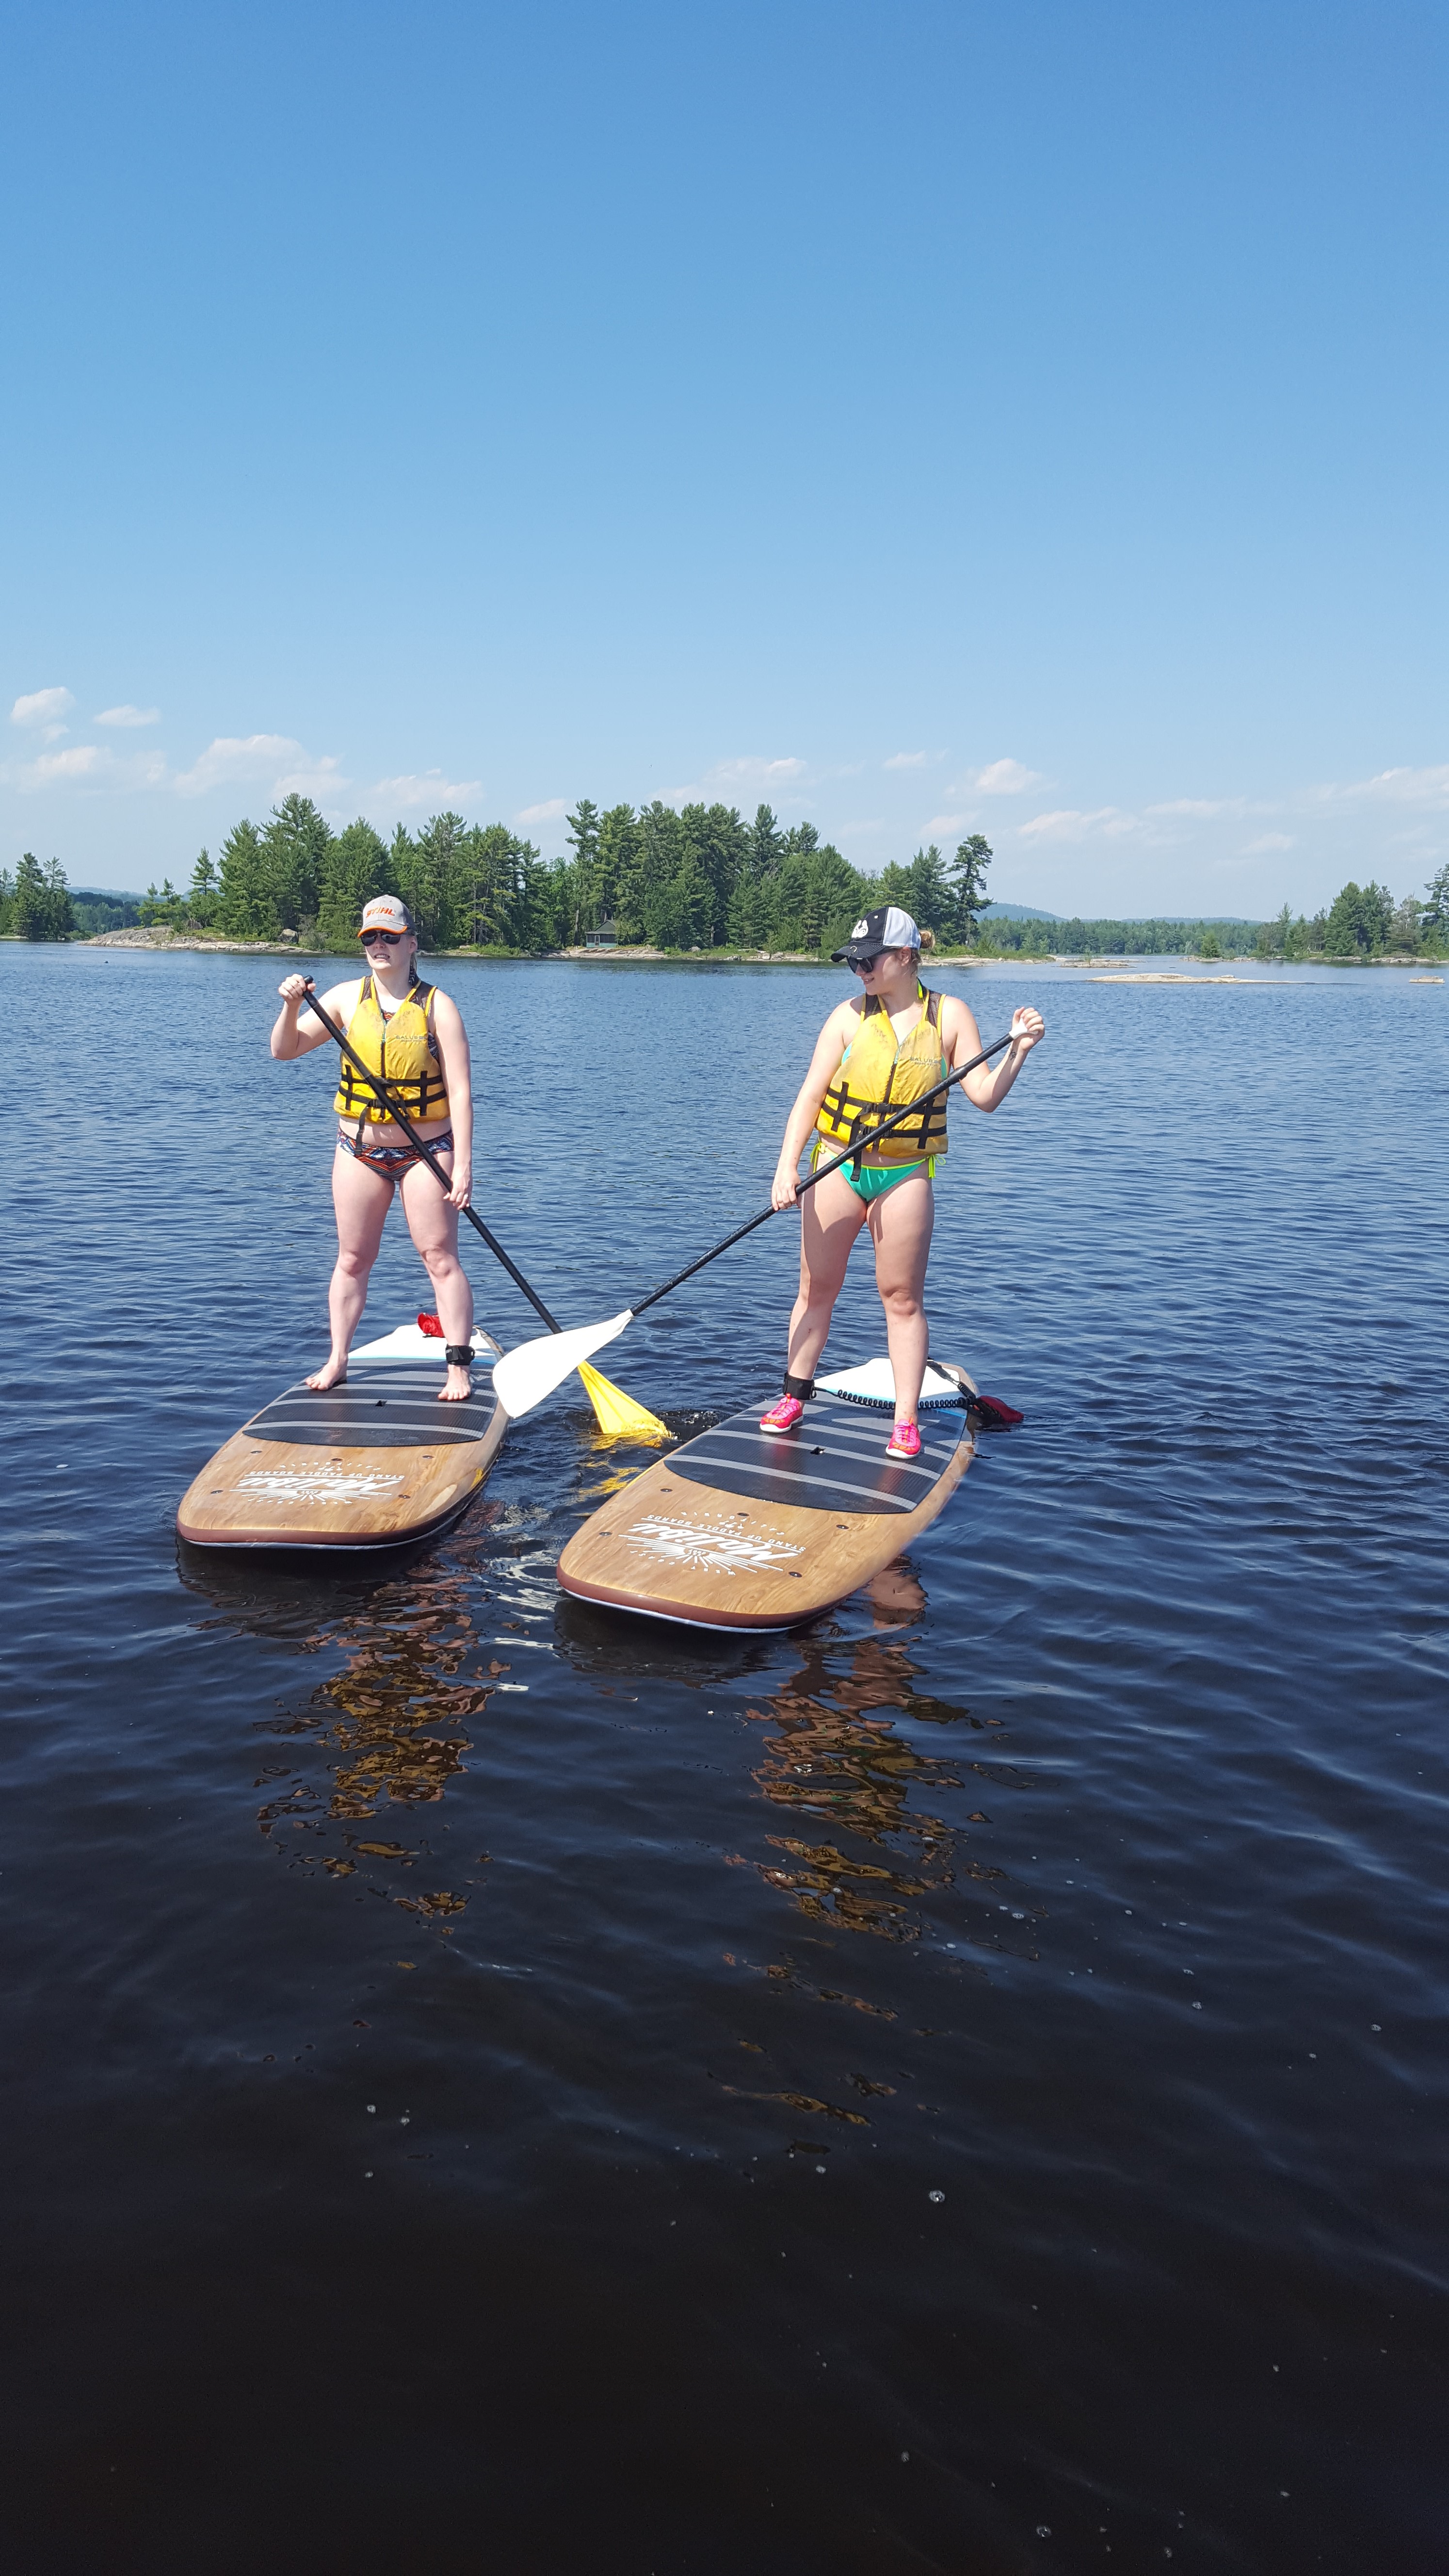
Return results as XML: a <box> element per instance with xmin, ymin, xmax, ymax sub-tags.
<box><xmin>338</xmin><ymin>1117</ymin><xmax>454</xmax><ymax>1146</ymax></box>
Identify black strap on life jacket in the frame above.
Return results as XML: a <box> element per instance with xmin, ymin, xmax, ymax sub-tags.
<box><xmin>824</xmin><ymin>986</ymin><xmax>946</xmax><ymax>1159</ymax></box>
<box><xmin>338</xmin><ymin>977</ymin><xmax>447</xmax><ymax>1123</ymax></box>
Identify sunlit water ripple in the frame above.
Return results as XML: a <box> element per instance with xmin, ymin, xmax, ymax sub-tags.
<box><xmin>2</xmin><ymin>945</ymin><xmax>1446</xmax><ymax>2573</ymax></box>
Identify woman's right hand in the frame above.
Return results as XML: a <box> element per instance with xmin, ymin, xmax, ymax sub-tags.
<box><xmin>277</xmin><ymin>973</ymin><xmax>310</xmax><ymax>1006</ymax></box>
<box><xmin>771</xmin><ymin>1161</ymin><xmax>800</xmax><ymax>1211</ymax></box>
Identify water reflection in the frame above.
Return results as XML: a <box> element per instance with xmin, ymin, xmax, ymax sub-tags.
<box><xmin>184</xmin><ymin>1512</ymin><xmax>516</xmax><ymax>1926</ymax></box>
<box><xmin>742</xmin><ymin>1567</ymin><xmax>1003</xmax><ymax>1944</ymax></box>
<box><xmin>185</xmin><ymin>1503</ymin><xmax>1018</xmax><ymax>1972</ymax></box>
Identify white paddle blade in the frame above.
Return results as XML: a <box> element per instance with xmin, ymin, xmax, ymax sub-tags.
<box><xmin>493</xmin><ymin>1312</ymin><xmax>634</xmax><ymax>1420</ymax></box>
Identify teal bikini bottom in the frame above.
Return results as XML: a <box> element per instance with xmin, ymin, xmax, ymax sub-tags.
<box><xmin>813</xmin><ymin>1143</ymin><xmax>936</xmax><ymax>1204</ymax></box>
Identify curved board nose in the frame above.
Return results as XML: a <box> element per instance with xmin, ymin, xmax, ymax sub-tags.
<box><xmin>557</xmin><ymin>1369</ymin><xmax>976</xmax><ymax>1630</ymax></box>
<box><xmin>177</xmin><ymin>1337</ymin><xmax>508</xmax><ymax>1551</ymax></box>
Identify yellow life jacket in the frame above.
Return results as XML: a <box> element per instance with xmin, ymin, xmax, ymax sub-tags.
<box><xmin>814</xmin><ymin>985</ymin><xmax>950</xmax><ymax>1165</ymax></box>
<box><xmin>332</xmin><ymin>977</ymin><xmax>451</xmax><ymax>1126</ymax></box>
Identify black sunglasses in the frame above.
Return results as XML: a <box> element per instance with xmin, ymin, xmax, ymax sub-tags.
<box><xmin>850</xmin><ymin>952</ymin><xmax>884</xmax><ymax>975</ymax></box>
<box><xmin>360</xmin><ymin>927</ymin><xmax>405</xmax><ymax>946</ymax></box>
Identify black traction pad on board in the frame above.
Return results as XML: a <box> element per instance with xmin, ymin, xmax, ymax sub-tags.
<box><xmin>241</xmin><ymin>1361</ymin><xmax>499</xmax><ymax>1449</ymax></box>
<box><xmin>663</xmin><ymin>1394</ymin><xmax>967</xmax><ymax>1518</ymax></box>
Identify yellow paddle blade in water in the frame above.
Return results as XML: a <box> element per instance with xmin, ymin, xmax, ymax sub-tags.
<box><xmin>577</xmin><ymin>1360</ymin><xmax>668</xmax><ymax>1441</ymax></box>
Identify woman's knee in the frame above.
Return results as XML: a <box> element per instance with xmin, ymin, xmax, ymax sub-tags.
<box><xmin>334</xmin><ymin>1246</ymin><xmax>373</xmax><ymax>1284</ymax></box>
<box><xmin>419</xmin><ymin>1243</ymin><xmax>461</xmax><ymax>1279</ymax></box>
<box><xmin>879</xmin><ymin>1281</ymin><xmax>923</xmax><ymax>1320</ymax></box>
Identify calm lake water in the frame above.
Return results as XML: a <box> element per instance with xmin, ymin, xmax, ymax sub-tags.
<box><xmin>3</xmin><ymin>944</ymin><xmax>1446</xmax><ymax>2574</ymax></box>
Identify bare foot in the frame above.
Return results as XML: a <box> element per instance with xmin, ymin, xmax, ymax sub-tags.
<box><xmin>305</xmin><ymin>1356</ymin><xmax>348</xmax><ymax>1391</ymax></box>
<box><xmin>438</xmin><ymin>1364</ymin><xmax>472</xmax><ymax>1402</ymax></box>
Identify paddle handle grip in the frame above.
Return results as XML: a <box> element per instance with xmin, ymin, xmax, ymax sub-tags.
<box><xmin>629</xmin><ymin>1030</ymin><xmax>1017</xmax><ymax>1319</ymax></box>
<box><xmin>301</xmin><ymin>981</ymin><xmax>563</xmax><ymax>1334</ymax></box>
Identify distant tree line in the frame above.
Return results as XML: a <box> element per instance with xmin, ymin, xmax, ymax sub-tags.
<box><xmin>5</xmin><ymin>799</ymin><xmax>1447</xmax><ymax>959</ymax></box>
<box><xmin>965</xmin><ymin>868</ymin><xmax>1449</xmax><ymax>962</ymax></box>
<box><xmin>124</xmin><ymin>795</ymin><xmax>998</xmax><ymax>957</ymax></box>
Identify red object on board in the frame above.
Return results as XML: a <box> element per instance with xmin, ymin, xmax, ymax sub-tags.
<box><xmin>417</xmin><ymin>1311</ymin><xmax>444</xmax><ymax>1337</ymax></box>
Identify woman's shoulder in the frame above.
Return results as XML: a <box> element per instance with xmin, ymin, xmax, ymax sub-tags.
<box><xmin>820</xmin><ymin>992</ymin><xmax>865</xmax><ymax>1042</ymax></box>
<box><xmin>937</xmin><ymin>986</ymin><xmax>981</xmax><ymax>1038</ymax></box>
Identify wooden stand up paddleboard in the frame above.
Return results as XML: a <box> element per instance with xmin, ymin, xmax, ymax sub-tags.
<box><xmin>556</xmin><ymin>1358</ymin><xmax>979</xmax><ymax>1631</ymax></box>
<box><xmin>177</xmin><ymin>1322</ymin><xmax>508</xmax><ymax>1552</ymax></box>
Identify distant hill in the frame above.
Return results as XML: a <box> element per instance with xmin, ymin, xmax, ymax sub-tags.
<box><xmin>72</xmin><ymin>885</ymin><xmax>146</xmax><ymax>903</ymax></box>
<box><xmin>981</xmin><ymin>903</ymin><xmax>1261</xmax><ymax>926</ymax></box>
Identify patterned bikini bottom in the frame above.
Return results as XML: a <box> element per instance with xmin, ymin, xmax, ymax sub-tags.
<box><xmin>338</xmin><ymin>1124</ymin><xmax>453</xmax><ymax>1177</ymax></box>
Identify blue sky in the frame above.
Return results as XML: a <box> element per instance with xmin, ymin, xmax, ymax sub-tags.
<box><xmin>2</xmin><ymin>0</ymin><xmax>1442</xmax><ymax>915</ymax></box>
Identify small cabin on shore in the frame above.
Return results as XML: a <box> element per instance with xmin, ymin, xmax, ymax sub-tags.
<box><xmin>584</xmin><ymin>918</ymin><xmax>618</xmax><ymax>950</ymax></box>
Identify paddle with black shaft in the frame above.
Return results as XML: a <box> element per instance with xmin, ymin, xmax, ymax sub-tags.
<box><xmin>493</xmin><ymin>1029</ymin><xmax>1022</xmax><ymax>1420</ymax></box>
<box><xmin>300</xmin><ymin>980</ymin><xmax>667</xmax><ymax>1437</ymax></box>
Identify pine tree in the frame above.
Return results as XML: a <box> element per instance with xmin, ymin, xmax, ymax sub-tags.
<box><xmin>187</xmin><ymin>849</ymin><xmax>220</xmax><ymax>928</ymax></box>
<box><xmin>13</xmin><ymin>852</ymin><xmax>47</xmax><ymax>938</ymax></box>
<box><xmin>637</xmin><ymin>803</ymin><xmax>686</xmax><ymax>945</ymax></box>
<box><xmin>318</xmin><ymin>821</ymin><xmax>391</xmax><ymax>950</ymax></box>
<box><xmin>451</xmin><ymin>824</ymin><xmax>516</xmax><ymax>947</ymax></box>
<box><xmin>41</xmin><ymin>858</ymin><xmax>72</xmax><ymax>937</ymax></box>
<box><xmin>139</xmin><ymin>877</ymin><xmax>186</xmax><ymax>929</ymax></box>
<box><xmin>218</xmin><ymin>820</ymin><xmax>278</xmax><ymax>938</ymax></box>
<box><xmin>1323</xmin><ymin>881</ymin><xmax>1392</xmax><ymax>954</ymax></box>
<box><xmin>564</xmin><ymin>800</ymin><xmax>603</xmax><ymax>941</ymax></box>
<box><xmin>678</xmin><ymin>802</ymin><xmax>747</xmax><ymax>945</ymax></box>
<box><xmin>261</xmin><ymin>794</ymin><xmax>332</xmax><ymax>930</ymax></box>
<box><xmin>1421</xmin><ymin>861</ymin><xmax>1449</xmax><ymax>950</ymax></box>
<box><xmin>749</xmin><ymin>804</ymin><xmax>781</xmax><ymax>880</ymax></box>
<box><xmin>950</xmin><ymin>835</ymin><xmax>993</xmax><ymax>945</ymax></box>
<box><xmin>599</xmin><ymin>805</ymin><xmax>643</xmax><ymax>936</ymax></box>
<box><xmin>405</xmin><ymin>811</ymin><xmax>468</xmax><ymax>948</ymax></box>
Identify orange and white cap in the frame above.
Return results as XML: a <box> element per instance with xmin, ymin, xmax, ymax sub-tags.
<box><xmin>358</xmin><ymin>894</ymin><xmax>413</xmax><ymax>936</ymax></box>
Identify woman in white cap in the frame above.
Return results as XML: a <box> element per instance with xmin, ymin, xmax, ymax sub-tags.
<box><xmin>271</xmin><ymin>895</ymin><xmax>477</xmax><ymax>1401</ymax></box>
<box><xmin>761</xmin><ymin>905</ymin><xmax>1044</xmax><ymax>1457</ymax></box>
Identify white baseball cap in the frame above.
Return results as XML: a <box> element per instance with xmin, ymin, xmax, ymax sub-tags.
<box><xmin>358</xmin><ymin>895</ymin><xmax>414</xmax><ymax>936</ymax></box>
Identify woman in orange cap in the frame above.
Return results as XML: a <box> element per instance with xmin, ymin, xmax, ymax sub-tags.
<box><xmin>271</xmin><ymin>896</ymin><xmax>477</xmax><ymax>1400</ymax></box>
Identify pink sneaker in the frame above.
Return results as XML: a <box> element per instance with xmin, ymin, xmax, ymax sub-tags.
<box><xmin>886</xmin><ymin>1419</ymin><xmax>921</xmax><ymax>1460</ymax></box>
<box><xmin>760</xmin><ymin>1393</ymin><xmax>805</xmax><ymax>1432</ymax></box>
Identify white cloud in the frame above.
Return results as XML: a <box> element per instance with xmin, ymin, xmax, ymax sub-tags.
<box><xmin>516</xmin><ymin>797</ymin><xmax>566</xmax><ymax>825</ymax></box>
<box><xmin>273</xmin><ymin>756</ymin><xmax>349</xmax><ymax>799</ymax></box>
<box><xmin>1242</xmin><ymin>831</ymin><xmax>1294</xmax><ymax>854</ymax></box>
<box><xmin>96</xmin><ymin>704</ymin><xmax>160</xmax><ymax>728</ymax></box>
<box><xmin>884</xmin><ymin>750</ymin><xmax>929</xmax><ymax>770</ymax></box>
<box><xmin>1018</xmin><ymin>806</ymin><xmax>1144</xmax><ymax>844</ymax></box>
<box><xmin>973</xmin><ymin>758</ymin><xmax>1045</xmax><ymax>796</ymax></box>
<box><xmin>700</xmin><ymin>754</ymin><xmax>806</xmax><ymax>792</ymax></box>
<box><xmin>2</xmin><ymin>741</ymin><xmax>168</xmax><ymax>793</ymax></box>
<box><xmin>173</xmin><ymin>734</ymin><xmax>307</xmax><ymax>797</ymax></box>
<box><xmin>924</xmin><ymin>812</ymin><xmax>972</xmax><ymax>837</ymax></box>
<box><xmin>23</xmin><ymin>744</ymin><xmax>109</xmax><ymax>783</ymax></box>
<box><xmin>366</xmin><ymin>771</ymin><xmax>482</xmax><ymax>812</ymax></box>
<box><xmin>660</xmin><ymin>754</ymin><xmax>809</xmax><ymax>806</ymax></box>
<box><xmin>1146</xmin><ymin>796</ymin><xmax>1246</xmax><ymax>820</ymax></box>
<box><xmin>1322</xmin><ymin>764</ymin><xmax>1449</xmax><ymax>809</ymax></box>
<box><xmin>11</xmin><ymin>686</ymin><xmax>74</xmax><ymax>736</ymax></box>
<box><xmin>172</xmin><ymin>735</ymin><xmax>351</xmax><ymax>802</ymax></box>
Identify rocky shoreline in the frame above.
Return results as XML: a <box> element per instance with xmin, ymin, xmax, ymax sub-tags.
<box><xmin>82</xmin><ymin>926</ymin><xmax>840</xmax><ymax>963</ymax></box>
